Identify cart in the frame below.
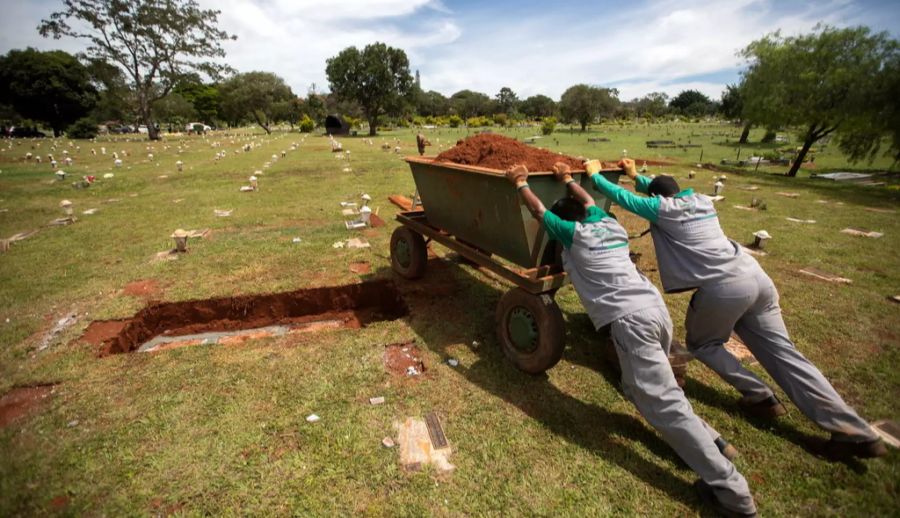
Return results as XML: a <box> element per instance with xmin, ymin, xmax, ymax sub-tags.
<box><xmin>390</xmin><ymin>156</ymin><xmax>623</xmax><ymax>374</ymax></box>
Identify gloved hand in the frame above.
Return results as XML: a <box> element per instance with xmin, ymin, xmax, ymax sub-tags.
<box><xmin>617</xmin><ymin>158</ymin><xmax>638</xmax><ymax>178</ymax></box>
<box><xmin>552</xmin><ymin>162</ymin><xmax>573</xmax><ymax>183</ymax></box>
<box><xmin>505</xmin><ymin>164</ymin><xmax>529</xmax><ymax>186</ymax></box>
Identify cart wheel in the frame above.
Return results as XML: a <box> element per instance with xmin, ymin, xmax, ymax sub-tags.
<box><xmin>495</xmin><ymin>288</ymin><xmax>565</xmax><ymax>374</ymax></box>
<box><xmin>390</xmin><ymin>227</ymin><xmax>427</xmax><ymax>279</ymax></box>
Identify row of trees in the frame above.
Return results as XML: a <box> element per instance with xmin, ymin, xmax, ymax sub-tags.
<box><xmin>1</xmin><ymin>0</ymin><xmax>897</xmax><ymax>172</ymax></box>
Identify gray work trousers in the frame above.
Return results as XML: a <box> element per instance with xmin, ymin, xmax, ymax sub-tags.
<box><xmin>685</xmin><ymin>268</ymin><xmax>878</xmax><ymax>442</ymax></box>
<box><xmin>611</xmin><ymin>306</ymin><xmax>756</xmax><ymax>515</ymax></box>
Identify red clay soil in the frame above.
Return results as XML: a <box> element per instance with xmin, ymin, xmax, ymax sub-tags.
<box><xmin>86</xmin><ymin>280</ymin><xmax>407</xmax><ymax>356</ymax></box>
<box><xmin>383</xmin><ymin>342</ymin><xmax>426</xmax><ymax>377</ymax></box>
<box><xmin>0</xmin><ymin>384</ymin><xmax>54</xmax><ymax>428</ymax></box>
<box><xmin>349</xmin><ymin>261</ymin><xmax>371</xmax><ymax>274</ymax></box>
<box><xmin>435</xmin><ymin>134</ymin><xmax>585</xmax><ymax>172</ymax></box>
<box><xmin>122</xmin><ymin>279</ymin><xmax>162</xmax><ymax>299</ymax></box>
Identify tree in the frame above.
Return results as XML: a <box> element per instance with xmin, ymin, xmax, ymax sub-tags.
<box><xmin>741</xmin><ymin>25</ymin><xmax>899</xmax><ymax>176</ymax></box>
<box><xmin>415</xmin><ymin>90</ymin><xmax>450</xmax><ymax>117</ymax></box>
<box><xmin>720</xmin><ymin>84</ymin><xmax>752</xmax><ymax>143</ymax></box>
<box><xmin>520</xmin><ymin>94</ymin><xmax>557</xmax><ymax>119</ymax></box>
<box><xmin>325</xmin><ymin>42</ymin><xmax>413</xmax><ymax>136</ymax></box>
<box><xmin>39</xmin><ymin>0</ymin><xmax>234</xmax><ymax>140</ymax></box>
<box><xmin>85</xmin><ymin>57</ymin><xmax>132</xmax><ymax>122</ymax></box>
<box><xmin>174</xmin><ymin>75</ymin><xmax>220</xmax><ymax>125</ymax></box>
<box><xmin>152</xmin><ymin>92</ymin><xmax>195</xmax><ymax>126</ymax></box>
<box><xmin>631</xmin><ymin>92</ymin><xmax>669</xmax><ymax>119</ymax></box>
<box><xmin>495</xmin><ymin>87</ymin><xmax>519</xmax><ymax>114</ymax></box>
<box><xmin>559</xmin><ymin>84</ymin><xmax>619</xmax><ymax>131</ymax></box>
<box><xmin>669</xmin><ymin>90</ymin><xmax>714</xmax><ymax>117</ymax></box>
<box><xmin>219</xmin><ymin>72</ymin><xmax>294</xmax><ymax>134</ymax></box>
<box><xmin>305</xmin><ymin>85</ymin><xmax>328</xmax><ymax>126</ymax></box>
<box><xmin>449</xmin><ymin>90</ymin><xmax>492</xmax><ymax>119</ymax></box>
<box><xmin>0</xmin><ymin>48</ymin><xmax>97</xmax><ymax>136</ymax></box>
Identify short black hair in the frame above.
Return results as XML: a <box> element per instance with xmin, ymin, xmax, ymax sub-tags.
<box><xmin>648</xmin><ymin>175</ymin><xmax>681</xmax><ymax>197</ymax></box>
<box><xmin>549</xmin><ymin>197</ymin><xmax>586</xmax><ymax>222</ymax></box>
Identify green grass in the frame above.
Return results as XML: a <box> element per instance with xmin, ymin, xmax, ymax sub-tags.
<box><xmin>0</xmin><ymin>122</ymin><xmax>898</xmax><ymax>516</ymax></box>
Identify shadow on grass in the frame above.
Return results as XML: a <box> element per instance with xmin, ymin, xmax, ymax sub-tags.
<box><xmin>376</xmin><ymin>257</ymin><xmax>705</xmax><ymax>508</ymax></box>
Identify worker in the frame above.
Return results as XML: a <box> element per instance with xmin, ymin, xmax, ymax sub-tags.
<box><xmin>506</xmin><ymin>163</ymin><xmax>758</xmax><ymax>517</ymax></box>
<box><xmin>416</xmin><ymin>133</ymin><xmax>431</xmax><ymax>155</ymax></box>
<box><xmin>587</xmin><ymin>158</ymin><xmax>886</xmax><ymax>460</ymax></box>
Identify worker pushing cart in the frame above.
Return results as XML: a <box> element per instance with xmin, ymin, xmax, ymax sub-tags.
<box><xmin>588</xmin><ymin>158</ymin><xmax>887</xmax><ymax>461</ymax></box>
<box><xmin>505</xmin><ymin>162</ymin><xmax>758</xmax><ymax>518</ymax></box>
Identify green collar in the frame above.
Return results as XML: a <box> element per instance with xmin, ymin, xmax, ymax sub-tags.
<box><xmin>674</xmin><ymin>188</ymin><xmax>694</xmax><ymax>198</ymax></box>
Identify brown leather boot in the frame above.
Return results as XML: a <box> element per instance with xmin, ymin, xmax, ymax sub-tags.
<box><xmin>818</xmin><ymin>437</ymin><xmax>888</xmax><ymax>460</ymax></box>
<box><xmin>738</xmin><ymin>395</ymin><xmax>787</xmax><ymax>419</ymax></box>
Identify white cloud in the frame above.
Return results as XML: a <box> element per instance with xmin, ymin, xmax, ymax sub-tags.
<box><xmin>1</xmin><ymin>0</ymin><xmax>895</xmax><ymax>102</ymax></box>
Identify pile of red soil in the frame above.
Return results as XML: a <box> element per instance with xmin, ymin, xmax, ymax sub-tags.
<box><xmin>435</xmin><ymin>134</ymin><xmax>585</xmax><ymax>172</ymax></box>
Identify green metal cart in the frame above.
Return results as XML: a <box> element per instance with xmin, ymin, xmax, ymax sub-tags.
<box><xmin>391</xmin><ymin>156</ymin><xmax>623</xmax><ymax>374</ymax></box>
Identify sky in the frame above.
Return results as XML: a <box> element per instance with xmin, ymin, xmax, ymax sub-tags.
<box><xmin>2</xmin><ymin>0</ymin><xmax>899</xmax><ymax>102</ymax></box>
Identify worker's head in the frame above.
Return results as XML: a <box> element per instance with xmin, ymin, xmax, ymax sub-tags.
<box><xmin>550</xmin><ymin>197</ymin><xmax>586</xmax><ymax>222</ymax></box>
<box><xmin>648</xmin><ymin>175</ymin><xmax>681</xmax><ymax>198</ymax></box>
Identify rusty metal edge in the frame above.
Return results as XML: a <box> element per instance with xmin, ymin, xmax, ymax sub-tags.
<box><xmin>396</xmin><ymin>211</ymin><xmax>567</xmax><ymax>294</ymax></box>
<box><xmin>405</xmin><ymin>155</ymin><xmax>623</xmax><ymax>177</ymax></box>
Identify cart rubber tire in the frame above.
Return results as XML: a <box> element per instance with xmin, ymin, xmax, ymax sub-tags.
<box><xmin>390</xmin><ymin>227</ymin><xmax>427</xmax><ymax>279</ymax></box>
<box><xmin>495</xmin><ymin>288</ymin><xmax>565</xmax><ymax>374</ymax></box>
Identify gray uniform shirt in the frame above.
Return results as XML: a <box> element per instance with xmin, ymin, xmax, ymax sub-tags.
<box><xmin>543</xmin><ymin>206</ymin><xmax>665</xmax><ymax>329</ymax></box>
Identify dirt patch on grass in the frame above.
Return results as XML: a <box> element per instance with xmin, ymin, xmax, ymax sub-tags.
<box><xmin>0</xmin><ymin>384</ymin><xmax>55</xmax><ymax>428</ymax></box>
<box><xmin>84</xmin><ymin>280</ymin><xmax>407</xmax><ymax>355</ymax></box>
<box><xmin>384</xmin><ymin>342</ymin><xmax>426</xmax><ymax>377</ymax></box>
<box><xmin>436</xmin><ymin>134</ymin><xmax>585</xmax><ymax>172</ymax></box>
<box><xmin>122</xmin><ymin>279</ymin><xmax>162</xmax><ymax>299</ymax></box>
<box><xmin>349</xmin><ymin>261</ymin><xmax>371</xmax><ymax>274</ymax></box>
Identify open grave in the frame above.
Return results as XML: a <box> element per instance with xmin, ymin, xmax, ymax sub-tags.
<box><xmin>82</xmin><ymin>280</ymin><xmax>408</xmax><ymax>356</ymax></box>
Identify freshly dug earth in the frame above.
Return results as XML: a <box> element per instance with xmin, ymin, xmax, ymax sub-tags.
<box><xmin>436</xmin><ymin>134</ymin><xmax>585</xmax><ymax>172</ymax></box>
<box><xmin>0</xmin><ymin>385</ymin><xmax>54</xmax><ymax>428</ymax></box>
<box><xmin>84</xmin><ymin>280</ymin><xmax>407</xmax><ymax>355</ymax></box>
<box><xmin>384</xmin><ymin>342</ymin><xmax>426</xmax><ymax>377</ymax></box>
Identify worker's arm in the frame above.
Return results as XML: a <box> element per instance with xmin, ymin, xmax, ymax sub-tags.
<box><xmin>591</xmin><ymin>167</ymin><xmax>660</xmax><ymax>223</ymax></box>
<box><xmin>507</xmin><ymin>165</ymin><xmax>575</xmax><ymax>248</ymax></box>
<box><xmin>505</xmin><ymin>165</ymin><xmax>546</xmax><ymax>220</ymax></box>
<box><xmin>553</xmin><ymin>163</ymin><xmax>595</xmax><ymax>208</ymax></box>
<box><xmin>620</xmin><ymin>158</ymin><xmax>652</xmax><ymax>194</ymax></box>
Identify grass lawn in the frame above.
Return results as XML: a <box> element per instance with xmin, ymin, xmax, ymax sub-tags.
<box><xmin>0</xmin><ymin>122</ymin><xmax>897</xmax><ymax>516</ymax></box>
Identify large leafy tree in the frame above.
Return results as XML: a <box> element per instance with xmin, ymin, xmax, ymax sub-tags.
<box><xmin>415</xmin><ymin>90</ymin><xmax>450</xmax><ymax>117</ymax></box>
<box><xmin>669</xmin><ymin>89</ymin><xmax>715</xmax><ymax>117</ymax></box>
<box><xmin>449</xmin><ymin>90</ymin><xmax>492</xmax><ymax>119</ymax></box>
<box><xmin>631</xmin><ymin>92</ymin><xmax>669</xmax><ymax>119</ymax></box>
<box><xmin>39</xmin><ymin>0</ymin><xmax>234</xmax><ymax>140</ymax></box>
<box><xmin>559</xmin><ymin>84</ymin><xmax>619</xmax><ymax>131</ymax></box>
<box><xmin>174</xmin><ymin>75</ymin><xmax>220</xmax><ymax>125</ymax></box>
<box><xmin>219</xmin><ymin>72</ymin><xmax>294</xmax><ymax>134</ymax></box>
<box><xmin>495</xmin><ymin>87</ymin><xmax>519</xmax><ymax>114</ymax></box>
<box><xmin>0</xmin><ymin>48</ymin><xmax>97</xmax><ymax>136</ymax></box>
<box><xmin>325</xmin><ymin>42</ymin><xmax>413</xmax><ymax>136</ymax></box>
<box><xmin>720</xmin><ymin>84</ymin><xmax>752</xmax><ymax>144</ymax></box>
<box><xmin>85</xmin><ymin>57</ymin><xmax>132</xmax><ymax>122</ymax></box>
<box><xmin>741</xmin><ymin>25</ymin><xmax>899</xmax><ymax>176</ymax></box>
<box><xmin>519</xmin><ymin>94</ymin><xmax>557</xmax><ymax>119</ymax></box>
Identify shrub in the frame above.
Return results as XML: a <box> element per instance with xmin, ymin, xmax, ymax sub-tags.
<box><xmin>299</xmin><ymin>115</ymin><xmax>315</xmax><ymax>133</ymax></box>
<box><xmin>448</xmin><ymin>115</ymin><xmax>462</xmax><ymax>128</ymax></box>
<box><xmin>66</xmin><ymin>118</ymin><xmax>98</xmax><ymax>139</ymax></box>
<box><xmin>493</xmin><ymin>113</ymin><xmax>508</xmax><ymax>127</ymax></box>
<box><xmin>541</xmin><ymin>117</ymin><xmax>557</xmax><ymax>135</ymax></box>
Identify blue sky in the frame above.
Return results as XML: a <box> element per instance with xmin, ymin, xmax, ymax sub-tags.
<box><xmin>2</xmin><ymin>0</ymin><xmax>898</xmax><ymax>102</ymax></box>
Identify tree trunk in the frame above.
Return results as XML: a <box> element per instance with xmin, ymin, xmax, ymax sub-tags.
<box><xmin>788</xmin><ymin>132</ymin><xmax>816</xmax><ymax>177</ymax></box>
<box><xmin>738</xmin><ymin>122</ymin><xmax>751</xmax><ymax>144</ymax></box>
<box><xmin>368</xmin><ymin>115</ymin><xmax>378</xmax><ymax>136</ymax></box>
<box><xmin>580</xmin><ymin>120</ymin><xmax>587</xmax><ymax>132</ymax></box>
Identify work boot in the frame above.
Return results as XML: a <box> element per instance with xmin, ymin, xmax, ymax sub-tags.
<box><xmin>715</xmin><ymin>437</ymin><xmax>739</xmax><ymax>461</ymax></box>
<box><xmin>738</xmin><ymin>395</ymin><xmax>787</xmax><ymax>420</ymax></box>
<box><xmin>694</xmin><ymin>480</ymin><xmax>758</xmax><ymax>518</ymax></box>
<box><xmin>817</xmin><ymin>437</ymin><xmax>888</xmax><ymax>460</ymax></box>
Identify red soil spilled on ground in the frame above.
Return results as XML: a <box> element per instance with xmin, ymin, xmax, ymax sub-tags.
<box><xmin>0</xmin><ymin>385</ymin><xmax>54</xmax><ymax>428</ymax></box>
<box><xmin>122</xmin><ymin>279</ymin><xmax>162</xmax><ymax>298</ymax></box>
<box><xmin>349</xmin><ymin>261</ymin><xmax>371</xmax><ymax>274</ymax></box>
<box><xmin>83</xmin><ymin>280</ymin><xmax>407</xmax><ymax>355</ymax></box>
<box><xmin>384</xmin><ymin>342</ymin><xmax>426</xmax><ymax>377</ymax></box>
<box><xmin>436</xmin><ymin>134</ymin><xmax>585</xmax><ymax>172</ymax></box>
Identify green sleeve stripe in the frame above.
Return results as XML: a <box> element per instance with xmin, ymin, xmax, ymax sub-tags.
<box><xmin>542</xmin><ymin>211</ymin><xmax>575</xmax><ymax>248</ymax></box>
<box><xmin>591</xmin><ymin>174</ymin><xmax>660</xmax><ymax>223</ymax></box>
<box><xmin>635</xmin><ymin>174</ymin><xmax>652</xmax><ymax>194</ymax></box>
